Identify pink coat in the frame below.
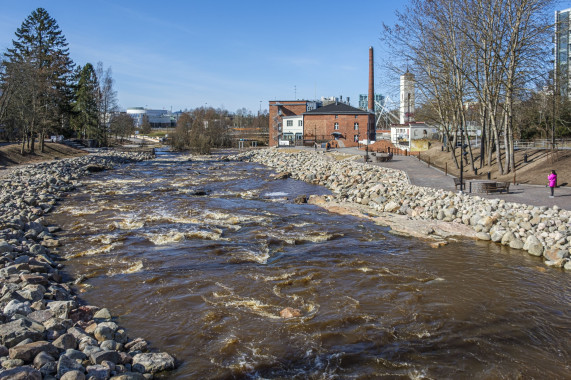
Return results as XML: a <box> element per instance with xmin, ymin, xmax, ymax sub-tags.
<box><xmin>548</xmin><ymin>173</ymin><xmax>557</xmax><ymax>188</ymax></box>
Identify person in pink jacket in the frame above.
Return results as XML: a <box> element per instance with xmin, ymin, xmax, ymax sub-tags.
<box><xmin>548</xmin><ymin>170</ymin><xmax>557</xmax><ymax>198</ymax></box>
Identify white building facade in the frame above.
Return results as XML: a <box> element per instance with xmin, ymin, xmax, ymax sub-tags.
<box><xmin>280</xmin><ymin>115</ymin><xmax>304</xmax><ymax>145</ymax></box>
<box><xmin>399</xmin><ymin>72</ymin><xmax>415</xmax><ymax>125</ymax></box>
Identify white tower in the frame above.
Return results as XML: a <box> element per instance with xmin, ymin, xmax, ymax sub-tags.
<box><xmin>400</xmin><ymin>71</ymin><xmax>415</xmax><ymax>124</ymax></box>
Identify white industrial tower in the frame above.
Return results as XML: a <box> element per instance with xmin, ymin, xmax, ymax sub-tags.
<box><xmin>399</xmin><ymin>71</ymin><xmax>415</xmax><ymax>125</ymax></box>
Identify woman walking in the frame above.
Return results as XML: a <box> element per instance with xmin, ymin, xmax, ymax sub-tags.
<box><xmin>548</xmin><ymin>170</ymin><xmax>557</xmax><ymax>198</ymax></box>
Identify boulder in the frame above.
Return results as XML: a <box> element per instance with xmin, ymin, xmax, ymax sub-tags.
<box><xmin>0</xmin><ymin>318</ymin><xmax>45</xmax><ymax>347</ymax></box>
<box><xmin>280</xmin><ymin>307</ymin><xmax>301</xmax><ymax>318</ymax></box>
<box><xmin>57</xmin><ymin>354</ymin><xmax>85</xmax><ymax>378</ymax></box>
<box><xmin>132</xmin><ymin>352</ymin><xmax>175</xmax><ymax>374</ymax></box>
<box><xmin>0</xmin><ymin>366</ymin><xmax>42</xmax><ymax>380</ymax></box>
<box><xmin>91</xmin><ymin>350</ymin><xmax>121</xmax><ymax>365</ymax></box>
<box><xmin>9</xmin><ymin>341</ymin><xmax>58</xmax><ymax>362</ymax></box>
<box><xmin>523</xmin><ymin>235</ymin><xmax>544</xmax><ymax>257</ymax></box>
<box><xmin>60</xmin><ymin>370</ymin><xmax>86</xmax><ymax>380</ymax></box>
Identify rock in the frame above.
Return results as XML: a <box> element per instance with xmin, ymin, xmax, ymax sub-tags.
<box><xmin>94</xmin><ymin>325</ymin><xmax>115</xmax><ymax>342</ymax></box>
<box><xmin>53</xmin><ymin>333</ymin><xmax>77</xmax><ymax>350</ymax></box>
<box><xmin>33</xmin><ymin>351</ymin><xmax>55</xmax><ymax>369</ymax></box>
<box><xmin>3</xmin><ymin>300</ymin><xmax>32</xmax><ymax>317</ymax></box>
<box><xmin>279</xmin><ymin>307</ymin><xmax>301</xmax><ymax>318</ymax></box>
<box><xmin>384</xmin><ymin>201</ymin><xmax>400</xmax><ymax>213</ymax></box>
<box><xmin>93</xmin><ymin>308</ymin><xmax>112</xmax><ymax>321</ymax></box>
<box><xmin>60</xmin><ymin>370</ymin><xmax>86</xmax><ymax>380</ymax></box>
<box><xmin>543</xmin><ymin>248</ymin><xmax>568</xmax><ymax>262</ymax></box>
<box><xmin>476</xmin><ymin>232</ymin><xmax>491</xmax><ymax>241</ymax></box>
<box><xmin>272</xmin><ymin>171</ymin><xmax>291</xmax><ymax>180</ymax></box>
<box><xmin>0</xmin><ymin>318</ymin><xmax>45</xmax><ymax>347</ymax></box>
<box><xmin>501</xmin><ymin>231</ymin><xmax>515</xmax><ymax>245</ymax></box>
<box><xmin>523</xmin><ymin>235</ymin><xmax>544</xmax><ymax>257</ymax></box>
<box><xmin>0</xmin><ymin>366</ymin><xmax>42</xmax><ymax>380</ymax></box>
<box><xmin>86</xmin><ymin>364</ymin><xmax>110</xmax><ymax>380</ymax></box>
<box><xmin>509</xmin><ymin>239</ymin><xmax>524</xmax><ymax>250</ymax></box>
<box><xmin>91</xmin><ymin>350</ymin><xmax>121</xmax><ymax>365</ymax></box>
<box><xmin>132</xmin><ymin>352</ymin><xmax>175</xmax><ymax>374</ymax></box>
<box><xmin>110</xmin><ymin>373</ymin><xmax>145</xmax><ymax>380</ymax></box>
<box><xmin>57</xmin><ymin>354</ymin><xmax>85</xmax><ymax>378</ymax></box>
<box><xmin>124</xmin><ymin>338</ymin><xmax>148</xmax><ymax>353</ymax></box>
<box><xmin>293</xmin><ymin>195</ymin><xmax>308</xmax><ymax>204</ymax></box>
<box><xmin>9</xmin><ymin>340</ymin><xmax>58</xmax><ymax>362</ymax></box>
<box><xmin>85</xmin><ymin>164</ymin><xmax>106</xmax><ymax>173</ymax></box>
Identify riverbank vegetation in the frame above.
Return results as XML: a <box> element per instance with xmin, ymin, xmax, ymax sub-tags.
<box><xmin>0</xmin><ymin>8</ymin><xmax>119</xmax><ymax>152</ymax></box>
<box><xmin>382</xmin><ymin>0</ymin><xmax>570</xmax><ymax>176</ymax></box>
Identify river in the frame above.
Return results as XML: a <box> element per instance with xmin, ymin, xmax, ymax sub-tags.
<box><xmin>48</xmin><ymin>151</ymin><xmax>570</xmax><ymax>379</ymax></box>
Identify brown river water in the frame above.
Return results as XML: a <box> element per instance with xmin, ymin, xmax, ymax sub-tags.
<box><xmin>48</xmin><ymin>151</ymin><xmax>570</xmax><ymax>379</ymax></box>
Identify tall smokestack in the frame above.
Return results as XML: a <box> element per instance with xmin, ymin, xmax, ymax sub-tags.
<box><xmin>368</xmin><ymin>46</ymin><xmax>374</xmax><ymax>113</ymax></box>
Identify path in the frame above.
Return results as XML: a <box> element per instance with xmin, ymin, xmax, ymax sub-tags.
<box><xmin>323</xmin><ymin>146</ymin><xmax>571</xmax><ymax>210</ymax></box>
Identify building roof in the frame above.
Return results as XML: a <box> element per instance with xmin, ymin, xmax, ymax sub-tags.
<box><xmin>303</xmin><ymin>102</ymin><xmax>371</xmax><ymax>115</ymax></box>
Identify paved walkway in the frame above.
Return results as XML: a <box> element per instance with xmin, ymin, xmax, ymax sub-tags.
<box><xmin>328</xmin><ymin>146</ymin><xmax>571</xmax><ymax>210</ymax></box>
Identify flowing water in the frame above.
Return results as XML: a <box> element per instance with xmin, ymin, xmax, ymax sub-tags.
<box><xmin>49</xmin><ymin>151</ymin><xmax>570</xmax><ymax>379</ymax></box>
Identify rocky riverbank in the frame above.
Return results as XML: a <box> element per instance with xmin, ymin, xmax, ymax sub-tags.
<box><xmin>230</xmin><ymin>149</ymin><xmax>571</xmax><ymax>271</ymax></box>
<box><xmin>0</xmin><ymin>151</ymin><xmax>177</xmax><ymax>379</ymax></box>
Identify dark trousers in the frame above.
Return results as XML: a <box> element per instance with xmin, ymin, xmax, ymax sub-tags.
<box><xmin>550</xmin><ymin>186</ymin><xmax>554</xmax><ymax>196</ymax></box>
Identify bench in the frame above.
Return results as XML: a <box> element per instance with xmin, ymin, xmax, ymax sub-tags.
<box><xmin>376</xmin><ymin>153</ymin><xmax>393</xmax><ymax>162</ymax></box>
<box><xmin>494</xmin><ymin>182</ymin><xmax>510</xmax><ymax>194</ymax></box>
<box><xmin>453</xmin><ymin>177</ymin><xmax>465</xmax><ymax>190</ymax></box>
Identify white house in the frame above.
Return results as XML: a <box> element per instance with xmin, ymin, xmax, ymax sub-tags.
<box><xmin>280</xmin><ymin>115</ymin><xmax>304</xmax><ymax>145</ymax></box>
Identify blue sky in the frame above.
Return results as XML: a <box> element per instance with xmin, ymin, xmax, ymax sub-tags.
<box><xmin>1</xmin><ymin>0</ymin><xmax>409</xmax><ymax>113</ymax></box>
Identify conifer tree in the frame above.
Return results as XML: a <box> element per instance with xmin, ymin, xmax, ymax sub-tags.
<box><xmin>1</xmin><ymin>8</ymin><xmax>74</xmax><ymax>153</ymax></box>
<box><xmin>72</xmin><ymin>64</ymin><xmax>99</xmax><ymax>142</ymax></box>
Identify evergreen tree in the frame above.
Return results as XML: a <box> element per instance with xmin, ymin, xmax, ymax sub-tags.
<box><xmin>72</xmin><ymin>64</ymin><xmax>99</xmax><ymax>142</ymax></box>
<box><xmin>2</xmin><ymin>8</ymin><xmax>74</xmax><ymax>153</ymax></box>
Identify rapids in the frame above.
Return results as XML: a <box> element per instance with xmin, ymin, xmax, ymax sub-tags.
<box><xmin>49</xmin><ymin>151</ymin><xmax>570</xmax><ymax>379</ymax></box>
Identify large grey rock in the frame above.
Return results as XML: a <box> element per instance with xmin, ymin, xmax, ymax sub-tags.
<box><xmin>57</xmin><ymin>354</ymin><xmax>85</xmax><ymax>378</ymax></box>
<box><xmin>0</xmin><ymin>366</ymin><xmax>42</xmax><ymax>380</ymax></box>
<box><xmin>91</xmin><ymin>350</ymin><xmax>121</xmax><ymax>365</ymax></box>
<box><xmin>8</xmin><ymin>340</ymin><xmax>58</xmax><ymax>362</ymax></box>
<box><xmin>3</xmin><ymin>300</ymin><xmax>32</xmax><ymax>317</ymax></box>
<box><xmin>53</xmin><ymin>333</ymin><xmax>77</xmax><ymax>351</ymax></box>
<box><xmin>0</xmin><ymin>318</ymin><xmax>45</xmax><ymax>347</ymax></box>
<box><xmin>523</xmin><ymin>235</ymin><xmax>544</xmax><ymax>257</ymax></box>
<box><xmin>60</xmin><ymin>370</ymin><xmax>86</xmax><ymax>380</ymax></box>
<box><xmin>132</xmin><ymin>352</ymin><xmax>175</xmax><ymax>374</ymax></box>
<box><xmin>110</xmin><ymin>373</ymin><xmax>145</xmax><ymax>380</ymax></box>
<box><xmin>85</xmin><ymin>364</ymin><xmax>110</xmax><ymax>380</ymax></box>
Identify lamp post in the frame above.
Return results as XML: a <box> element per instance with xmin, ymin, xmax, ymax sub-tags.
<box><xmin>459</xmin><ymin>126</ymin><xmax>464</xmax><ymax>193</ymax></box>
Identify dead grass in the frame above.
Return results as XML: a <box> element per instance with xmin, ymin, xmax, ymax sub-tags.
<box><xmin>418</xmin><ymin>143</ymin><xmax>570</xmax><ymax>186</ymax></box>
<box><xmin>0</xmin><ymin>142</ymin><xmax>87</xmax><ymax>169</ymax></box>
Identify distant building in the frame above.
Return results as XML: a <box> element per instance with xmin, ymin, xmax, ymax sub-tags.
<box><xmin>303</xmin><ymin>102</ymin><xmax>375</xmax><ymax>147</ymax></box>
<box><xmin>126</xmin><ymin>107</ymin><xmax>178</xmax><ymax>128</ymax></box>
<box><xmin>400</xmin><ymin>71</ymin><xmax>415</xmax><ymax>124</ymax></box>
<box><xmin>268</xmin><ymin>100</ymin><xmax>313</xmax><ymax>146</ymax></box>
<box><xmin>555</xmin><ymin>8</ymin><xmax>571</xmax><ymax>98</ymax></box>
<box><xmin>358</xmin><ymin>94</ymin><xmax>385</xmax><ymax>112</ymax></box>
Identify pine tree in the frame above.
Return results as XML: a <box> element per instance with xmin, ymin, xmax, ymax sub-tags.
<box><xmin>2</xmin><ymin>8</ymin><xmax>74</xmax><ymax>153</ymax></box>
<box><xmin>72</xmin><ymin>64</ymin><xmax>99</xmax><ymax>143</ymax></box>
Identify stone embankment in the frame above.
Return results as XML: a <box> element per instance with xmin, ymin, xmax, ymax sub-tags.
<box><xmin>0</xmin><ymin>151</ymin><xmax>177</xmax><ymax>379</ymax></box>
<box><xmin>231</xmin><ymin>149</ymin><xmax>571</xmax><ymax>271</ymax></box>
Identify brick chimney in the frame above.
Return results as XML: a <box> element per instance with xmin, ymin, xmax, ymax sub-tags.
<box><xmin>368</xmin><ymin>46</ymin><xmax>374</xmax><ymax>113</ymax></box>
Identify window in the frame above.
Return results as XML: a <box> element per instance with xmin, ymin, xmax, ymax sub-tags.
<box><xmin>355</xmin><ymin>115</ymin><xmax>358</xmax><ymax>119</ymax></box>
<box><xmin>354</xmin><ymin>122</ymin><xmax>359</xmax><ymax>130</ymax></box>
<box><xmin>334</xmin><ymin>122</ymin><xmax>339</xmax><ymax>130</ymax></box>
<box><xmin>286</xmin><ymin>120</ymin><xmax>293</xmax><ymax>127</ymax></box>
<box><xmin>335</xmin><ymin>115</ymin><xmax>338</xmax><ymax>119</ymax></box>
<box><xmin>298</xmin><ymin>120</ymin><xmax>303</xmax><ymax>127</ymax></box>
<box><xmin>354</xmin><ymin>135</ymin><xmax>359</xmax><ymax>142</ymax></box>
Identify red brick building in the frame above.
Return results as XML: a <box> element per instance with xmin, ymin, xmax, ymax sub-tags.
<box><xmin>268</xmin><ymin>100</ymin><xmax>314</xmax><ymax>147</ymax></box>
<box><xmin>268</xmin><ymin>100</ymin><xmax>375</xmax><ymax>147</ymax></box>
<box><xmin>303</xmin><ymin>102</ymin><xmax>375</xmax><ymax>148</ymax></box>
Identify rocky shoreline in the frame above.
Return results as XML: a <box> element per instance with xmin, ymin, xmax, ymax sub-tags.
<box><xmin>230</xmin><ymin>148</ymin><xmax>571</xmax><ymax>271</ymax></box>
<box><xmin>0</xmin><ymin>151</ymin><xmax>177</xmax><ymax>379</ymax></box>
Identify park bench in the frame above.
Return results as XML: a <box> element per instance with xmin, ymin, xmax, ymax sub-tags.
<box><xmin>494</xmin><ymin>182</ymin><xmax>510</xmax><ymax>194</ymax></box>
<box><xmin>376</xmin><ymin>153</ymin><xmax>393</xmax><ymax>162</ymax></box>
<box><xmin>453</xmin><ymin>177</ymin><xmax>465</xmax><ymax>190</ymax></box>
